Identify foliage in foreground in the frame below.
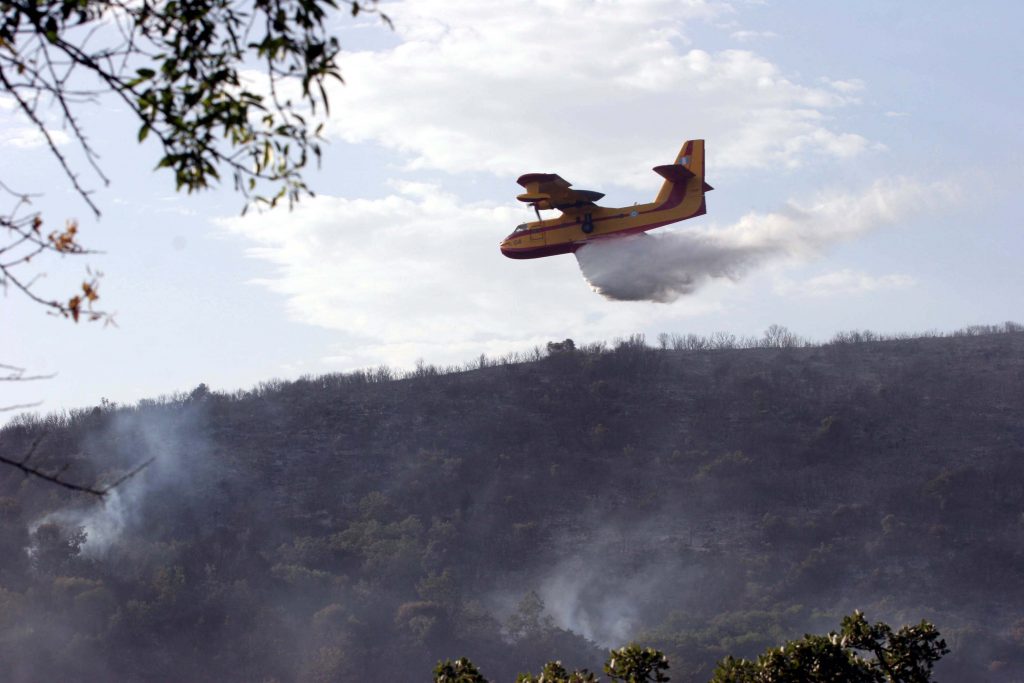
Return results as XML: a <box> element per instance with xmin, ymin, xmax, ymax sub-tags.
<box><xmin>435</xmin><ymin>645</ymin><xmax>666</xmax><ymax>683</ymax></box>
<box><xmin>437</xmin><ymin>614</ymin><xmax>946</xmax><ymax>683</ymax></box>
<box><xmin>712</xmin><ymin>611</ymin><xmax>948</xmax><ymax>682</ymax></box>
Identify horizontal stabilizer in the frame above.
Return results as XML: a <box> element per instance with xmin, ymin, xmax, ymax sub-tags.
<box><xmin>653</xmin><ymin>164</ymin><xmax>695</xmax><ymax>183</ymax></box>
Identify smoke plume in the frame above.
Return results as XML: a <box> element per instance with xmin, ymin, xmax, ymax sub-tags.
<box><xmin>575</xmin><ymin>178</ymin><xmax>949</xmax><ymax>302</ymax></box>
<box><xmin>27</xmin><ymin>403</ymin><xmax>214</xmax><ymax>559</ymax></box>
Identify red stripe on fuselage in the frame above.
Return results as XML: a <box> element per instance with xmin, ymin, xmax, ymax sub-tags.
<box><xmin>500</xmin><ymin>241</ymin><xmax>577</xmax><ymax>259</ymax></box>
<box><xmin>500</xmin><ymin>215</ymin><xmax>702</xmax><ymax>259</ymax></box>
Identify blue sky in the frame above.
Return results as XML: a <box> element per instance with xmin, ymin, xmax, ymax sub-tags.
<box><xmin>2</xmin><ymin>0</ymin><xmax>1022</xmax><ymax>415</ymax></box>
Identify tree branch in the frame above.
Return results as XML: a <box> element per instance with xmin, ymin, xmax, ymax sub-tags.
<box><xmin>0</xmin><ymin>363</ymin><xmax>56</xmax><ymax>382</ymax></box>
<box><xmin>0</xmin><ymin>435</ymin><xmax>154</xmax><ymax>497</ymax></box>
<box><xmin>0</xmin><ymin>62</ymin><xmax>101</xmax><ymax>217</ymax></box>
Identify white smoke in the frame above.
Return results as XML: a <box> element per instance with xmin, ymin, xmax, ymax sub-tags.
<box><xmin>33</xmin><ymin>489</ymin><xmax>130</xmax><ymax>558</ymax></box>
<box><xmin>576</xmin><ymin>178</ymin><xmax>953</xmax><ymax>302</ymax></box>
<box><xmin>538</xmin><ymin>556</ymin><xmax>649</xmax><ymax>646</ymax></box>
<box><xmin>76</xmin><ymin>489</ymin><xmax>130</xmax><ymax>557</ymax></box>
<box><xmin>27</xmin><ymin>404</ymin><xmax>209</xmax><ymax>558</ymax></box>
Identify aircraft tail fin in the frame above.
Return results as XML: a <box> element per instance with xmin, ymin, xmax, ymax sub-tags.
<box><xmin>654</xmin><ymin>139</ymin><xmax>710</xmax><ymax>205</ymax></box>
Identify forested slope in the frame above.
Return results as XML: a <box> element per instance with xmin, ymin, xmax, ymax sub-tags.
<box><xmin>2</xmin><ymin>330</ymin><xmax>1023</xmax><ymax>681</ymax></box>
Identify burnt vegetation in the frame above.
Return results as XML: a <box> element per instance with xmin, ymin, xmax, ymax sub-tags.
<box><xmin>1</xmin><ymin>323</ymin><xmax>1023</xmax><ymax>681</ymax></box>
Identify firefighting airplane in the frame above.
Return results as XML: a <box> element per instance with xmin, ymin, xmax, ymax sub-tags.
<box><xmin>500</xmin><ymin>139</ymin><xmax>712</xmax><ymax>259</ymax></box>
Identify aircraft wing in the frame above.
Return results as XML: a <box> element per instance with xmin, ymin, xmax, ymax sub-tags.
<box><xmin>517</xmin><ymin>173</ymin><xmax>604</xmax><ymax>210</ymax></box>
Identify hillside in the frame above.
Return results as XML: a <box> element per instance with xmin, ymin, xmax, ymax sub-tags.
<box><xmin>1</xmin><ymin>329</ymin><xmax>1023</xmax><ymax>681</ymax></box>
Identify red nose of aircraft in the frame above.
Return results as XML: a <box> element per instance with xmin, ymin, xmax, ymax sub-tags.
<box><xmin>499</xmin><ymin>228</ymin><xmax>525</xmax><ymax>259</ymax></box>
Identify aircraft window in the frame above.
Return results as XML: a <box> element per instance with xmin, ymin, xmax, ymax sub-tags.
<box><xmin>514</xmin><ymin>224</ymin><xmax>528</xmax><ymax>233</ymax></box>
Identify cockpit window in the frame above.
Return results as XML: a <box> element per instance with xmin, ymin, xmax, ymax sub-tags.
<box><xmin>513</xmin><ymin>224</ymin><xmax>528</xmax><ymax>233</ymax></box>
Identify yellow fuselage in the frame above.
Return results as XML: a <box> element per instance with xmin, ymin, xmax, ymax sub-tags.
<box><xmin>500</xmin><ymin>139</ymin><xmax>709</xmax><ymax>259</ymax></box>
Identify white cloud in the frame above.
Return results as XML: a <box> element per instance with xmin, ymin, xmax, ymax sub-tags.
<box><xmin>821</xmin><ymin>77</ymin><xmax>865</xmax><ymax>93</ymax></box>
<box><xmin>0</xmin><ymin>91</ymin><xmax>76</xmax><ymax>149</ymax></box>
<box><xmin>217</xmin><ymin>181</ymin><xmax>709</xmax><ymax>369</ymax></box>
<box><xmin>214</xmin><ymin>2</ymin><xmax>949</xmax><ymax>368</ymax></box>
<box><xmin>325</xmin><ymin>0</ymin><xmax>874</xmax><ymax>186</ymax></box>
<box><xmin>730</xmin><ymin>29</ymin><xmax>778</xmax><ymax>42</ymax></box>
<box><xmin>218</xmin><ymin>176</ymin><xmax>950</xmax><ymax>367</ymax></box>
<box><xmin>774</xmin><ymin>269</ymin><xmax>916</xmax><ymax>298</ymax></box>
<box><xmin>0</xmin><ymin>125</ymin><xmax>71</xmax><ymax>150</ymax></box>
